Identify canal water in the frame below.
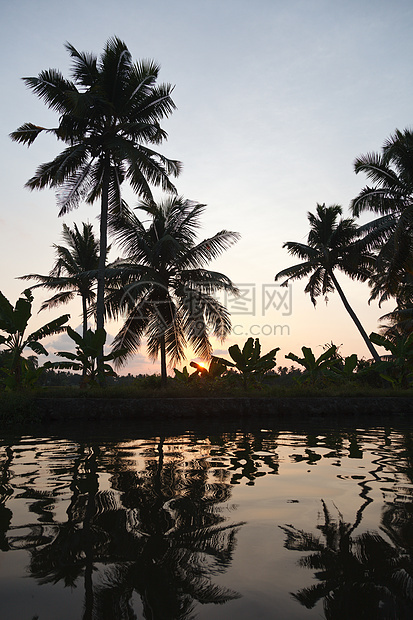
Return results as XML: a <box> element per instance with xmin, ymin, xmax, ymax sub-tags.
<box><xmin>1</xmin><ymin>419</ymin><xmax>413</xmax><ymax>619</ymax></box>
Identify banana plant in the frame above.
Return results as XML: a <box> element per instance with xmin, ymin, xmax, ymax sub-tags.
<box><xmin>369</xmin><ymin>332</ymin><xmax>413</xmax><ymax>387</ymax></box>
<box><xmin>285</xmin><ymin>344</ymin><xmax>338</xmax><ymax>384</ymax></box>
<box><xmin>213</xmin><ymin>338</ymin><xmax>279</xmax><ymax>388</ymax></box>
<box><xmin>44</xmin><ymin>327</ymin><xmax>125</xmax><ymax>387</ymax></box>
<box><xmin>0</xmin><ymin>289</ymin><xmax>69</xmax><ymax>389</ymax></box>
<box><xmin>190</xmin><ymin>358</ymin><xmax>228</xmax><ymax>379</ymax></box>
<box><xmin>173</xmin><ymin>366</ymin><xmax>194</xmax><ymax>383</ymax></box>
<box><xmin>173</xmin><ymin>358</ymin><xmax>228</xmax><ymax>383</ymax></box>
<box><xmin>331</xmin><ymin>353</ymin><xmax>359</xmax><ymax>379</ymax></box>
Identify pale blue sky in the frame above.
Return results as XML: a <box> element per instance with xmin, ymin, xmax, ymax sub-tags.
<box><xmin>1</xmin><ymin>0</ymin><xmax>412</xmax><ymax>373</ymax></box>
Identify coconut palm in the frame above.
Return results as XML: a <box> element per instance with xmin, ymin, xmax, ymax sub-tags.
<box><xmin>19</xmin><ymin>222</ymin><xmax>100</xmax><ymax>339</ymax></box>
<box><xmin>10</xmin><ymin>37</ymin><xmax>181</xmax><ymax>380</ymax></box>
<box><xmin>362</xmin><ymin>252</ymin><xmax>413</xmax><ymax>343</ymax></box>
<box><xmin>351</xmin><ymin>128</ymin><xmax>413</xmax><ymax>296</ymax></box>
<box><xmin>379</xmin><ymin>303</ymin><xmax>413</xmax><ymax>341</ymax></box>
<box><xmin>275</xmin><ymin>203</ymin><xmax>380</xmax><ymax>362</ymax></box>
<box><xmin>371</xmin><ymin>264</ymin><xmax>413</xmax><ymax>341</ymax></box>
<box><xmin>104</xmin><ymin>197</ymin><xmax>240</xmax><ymax>385</ymax></box>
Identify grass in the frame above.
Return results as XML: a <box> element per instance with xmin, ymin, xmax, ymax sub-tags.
<box><xmin>14</xmin><ymin>378</ymin><xmax>413</xmax><ymax>400</ymax></box>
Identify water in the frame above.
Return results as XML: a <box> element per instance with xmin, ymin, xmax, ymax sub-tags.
<box><xmin>1</xmin><ymin>420</ymin><xmax>413</xmax><ymax>619</ymax></box>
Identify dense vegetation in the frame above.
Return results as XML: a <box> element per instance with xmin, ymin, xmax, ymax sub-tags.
<box><xmin>3</xmin><ymin>37</ymin><xmax>413</xmax><ymax>397</ymax></box>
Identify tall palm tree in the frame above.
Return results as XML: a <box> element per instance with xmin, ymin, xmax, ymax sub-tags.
<box><xmin>10</xmin><ymin>36</ymin><xmax>181</xmax><ymax>380</ymax></box>
<box><xmin>19</xmin><ymin>222</ymin><xmax>100</xmax><ymax>339</ymax></box>
<box><xmin>351</xmin><ymin>128</ymin><xmax>413</xmax><ymax>296</ymax></box>
<box><xmin>274</xmin><ymin>203</ymin><xmax>380</xmax><ymax>362</ymax></box>
<box><xmin>104</xmin><ymin>197</ymin><xmax>240</xmax><ymax>385</ymax></box>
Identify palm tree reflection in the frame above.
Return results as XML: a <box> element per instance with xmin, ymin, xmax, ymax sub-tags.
<box><xmin>281</xmin><ymin>499</ymin><xmax>413</xmax><ymax>619</ymax></box>
<box><xmin>27</xmin><ymin>437</ymin><xmax>243</xmax><ymax>619</ymax></box>
<box><xmin>0</xmin><ymin>445</ymin><xmax>13</xmax><ymax>551</ymax></box>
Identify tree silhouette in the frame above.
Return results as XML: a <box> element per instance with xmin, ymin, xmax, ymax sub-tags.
<box><xmin>351</xmin><ymin>128</ymin><xmax>413</xmax><ymax>298</ymax></box>
<box><xmin>23</xmin><ymin>436</ymin><xmax>243</xmax><ymax>619</ymax></box>
<box><xmin>20</xmin><ymin>222</ymin><xmax>101</xmax><ymax>339</ymax></box>
<box><xmin>105</xmin><ymin>197</ymin><xmax>239</xmax><ymax>385</ymax></box>
<box><xmin>0</xmin><ymin>446</ymin><xmax>13</xmax><ymax>551</ymax></box>
<box><xmin>11</xmin><ymin>37</ymin><xmax>181</xmax><ymax>380</ymax></box>
<box><xmin>275</xmin><ymin>203</ymin><xmax>380</xmax><ymax>362</ymax></box>
<box><xmin>281</xmin><ymin>500</ymin><xmax>413</xmax><ymax>618</ymax></box>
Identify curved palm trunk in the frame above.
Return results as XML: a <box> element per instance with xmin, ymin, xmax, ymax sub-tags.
<box><xmin>96</xmin><ymin>160</ymin><xmax>110</xmax><ymax>386</ymax></box>
<box><xmin>160</xmin><ymin>335</ymin><xmax>167</xmax><ymax>387</ymax></box>
<box><xmin>329</xmin><ymin>270</ymin><xmax>381</xmax><ymax>363</ymax></box>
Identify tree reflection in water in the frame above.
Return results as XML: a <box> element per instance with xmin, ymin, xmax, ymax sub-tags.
<box><xmin>6</xmin><ymin>427</ymin><xmax>411</xmax><ymax>618</ymax></box>
<box><xmin>280</xmin><ymin>433</ymin><xmax>413</xmax><ymax>620</ymax></box>
<box><xmin>0</xmin><ymin>445</ymin><xmax>13</xmax><ymax>551</ymax></box>
<box><xmin>25</xmin><ymin>436</ymin><xmax>243</xmax><ymax>619</ymax></box>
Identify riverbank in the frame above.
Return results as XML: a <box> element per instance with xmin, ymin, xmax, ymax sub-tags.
<box><xmin>31</xmin><ymin>395</ymin><xmax>413</xmax><ymax>421</ymax></box>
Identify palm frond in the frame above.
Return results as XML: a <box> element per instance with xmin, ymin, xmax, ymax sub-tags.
<box><xmin>354</xmin><ymin>151</ymin><xmax>403</xmax><ymax>189</ymax></box>
<box><xmin>281</xmin><ymin>241</ymin><xmax>319</xmax><ymax>262</ymax></box>
<box><xmin>9</xmin><ymin>123</ymin><xmax>47</xmax><ymax>146</ymax></box>
<box><xmin>56</xmin><ymin>159</ymin><xmax>94</xmax><ymax>215</ymax></box>
<box><xmin>275</xmin><ymin>261</ymin><xmax>317</xmax><ymax>284</ymax></box>
<box><xmin>351</xmin><ymin>185</ymin><xmax>406</xmax><ymax>217</ymax></box>
<box><xmin>133</xmin><ymin>81</ymin><xmax>177</xmax><ymax>125</ymax></box>
<box><xmin>179</xmin><ymin>231</ymin><xmax>241</xmax><ymax>269</ymax></box>
<box><xmin>146</xmin><ymin>309</ymin><xmax>186</xmax><ymax>365</ymax></box>
<box><xmin>124</xmin><ymin>142</ymin><xmax>181</xmax><ymax>198</ymax></box>
<box><xmin>305</xmin><ymin>267</ymin><xmax>332</xmax><ymax>305</ymax></box>
<box><xmin>25</xmin><ymin>144</ymin><xmax>90</xmax><ymax>192</ymax></box>
<box><xmin>39</xmin><ymin>291</ymin><xmax>76</xmax><ymax>312</ymax></box>
<box><xmin>111</xmin><ymin>302</ymin><xmax>150</xmax><ymax>366</ymax></box>
<box><xmin>177</xmin><ymin>269</ymin><xmax>239</xmax><ymax>296</ymax></box>
<box><xmin>64</xmin><ymin>42</ymin><xmax>98</xmax><ymax>87</ymax></box>
<box><xmin>22</xmin><ymin>70</ymin><xmax>77</xmax><ymax>113</ymax></box>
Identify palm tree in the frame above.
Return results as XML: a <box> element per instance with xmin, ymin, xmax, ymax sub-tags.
<box><xmin>10</xmin><ymin>37</ymin><xmax>181</xmax><ymax>380</ymax></box>
<box><xmin>368</xmin><ymin>258</ymin><xmax>413</xmax><ymax>341</ymax></box>
<box><xmin>19</xmin><ymin>222</ymin><xmax>100</xmax><ymax>339</ymax></box>
<box><xmin>379</xmin><ymin>304</ymin><xmax>413</xmax><ymax>341</ymax></box>
<box><xmin>104</xmin><ymin>197</ymin><xmax>240</xmax><ymax>385</ymax></box>
<box><xmin>274</xmin><ymin>203</ymin><xmax>380</xmax><ymax>362</ymax></box>
<box><xmin>351</xmin><ymin>128</ymin><xmax>413</xmax><ymax>296</ymax></box>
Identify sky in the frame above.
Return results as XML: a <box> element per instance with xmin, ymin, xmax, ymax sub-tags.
<box><xmin>1</xmin><ymin>0</ymin><xmax>413</xmax><ymax>375</ymax></box>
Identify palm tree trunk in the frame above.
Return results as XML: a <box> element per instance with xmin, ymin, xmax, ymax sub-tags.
<box><xmin>96</xmin><ymin>159</ymin><xmax>110</xmax><ymax>385</ymax></box>
<box><xmin>160</xmin><ymin>335</ymin><xmax>167</xmax><ymax>387</ymax></box>
<box><xmin>81</xmin><ymin>293</ymin><xmax>88</xmax><ymax>383</ymax></box>
<box><xmin>81</xmin><ymin>293</ymin><xmax>88</xmax><ymax>340</ymax></box>
<box><xmin>329</xmin><ymin>270</ymin><xmax>381</xmax><ymax>363</ymax></box>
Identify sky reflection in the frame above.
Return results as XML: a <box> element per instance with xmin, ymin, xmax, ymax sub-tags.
<box><xmin>0</xmin><ymin>425</ymin><xmax>412</xmax><ymax>619</ymax></box>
